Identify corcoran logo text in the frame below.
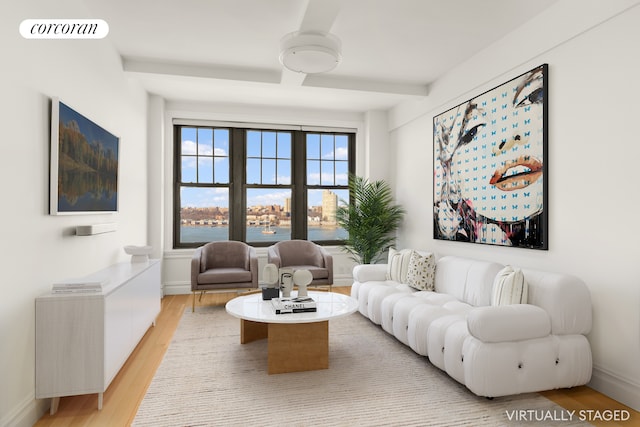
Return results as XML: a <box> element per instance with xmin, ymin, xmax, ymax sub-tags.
<box><xmin>20</xmin><ymin>19</ymin><xmax>109</xmax><ymax>39</ymax></box>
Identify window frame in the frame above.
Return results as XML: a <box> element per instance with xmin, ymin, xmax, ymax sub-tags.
<box><xmin>244</xmin><ymin>128</ymin><xmax>295</xmax><ymax>245</ymax></box>
<box><xmin>303</xmin><ymin>132</ymin><xmax>355</xmax><ymax>246</ymax></box>
<box><xmin>173</xmin><ymin>125</ymin><xmax>355</xmax><ymax>248</ymax></box>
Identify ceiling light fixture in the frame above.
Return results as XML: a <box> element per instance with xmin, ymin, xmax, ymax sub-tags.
<box><xmin>279</xmin><ymin>31</ymin><xmax>342</xmax><ymax>74</ymax></box>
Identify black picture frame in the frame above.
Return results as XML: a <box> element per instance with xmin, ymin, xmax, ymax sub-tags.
<box><xmin>433</xmin><ymin>64</ymin><xmax>548</xmax><ymax>249</ymax></box>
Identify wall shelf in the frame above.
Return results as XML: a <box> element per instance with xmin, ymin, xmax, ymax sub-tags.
<box><xmin>75</xmin><ymin>223</ymin><xmax>117</xmax><ymax>236</ymax></box>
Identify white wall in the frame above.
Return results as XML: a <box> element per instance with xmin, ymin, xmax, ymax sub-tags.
<box><xmin>0</xmin><ymin>2</ymin><xmax>148</xmax><ymax>426</ymax></box>
<box><xmin>389</xmin><ymin>0</ymin><xmax>640</xmax><ymax>411</ymax></box>
<box><xmin>363</xmin><ymin>110</ymin><xmax>390</xmax><ymax>182</ymax></box>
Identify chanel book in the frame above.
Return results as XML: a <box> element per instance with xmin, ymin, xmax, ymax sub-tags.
<box><xmin>271</xmin><ymin>297</ymin><xmax>316</xmax><ymax>314</ymax></box>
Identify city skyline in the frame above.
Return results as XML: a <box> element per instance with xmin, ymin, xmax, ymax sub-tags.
<box><xmin>180</xmin><ymin>187</ymin><xmax>348</xmax><ymax>210</ymax></box>
<box><xmin>180</xmin><ymin>189</ymin><xmax>344</xmax><ymax>226</ymax></box>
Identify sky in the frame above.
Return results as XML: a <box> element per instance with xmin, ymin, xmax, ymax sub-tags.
<box><xmin>179</xmin><ymin>128</ymin><xmax>349</xmax><ymax>208</ymax></box>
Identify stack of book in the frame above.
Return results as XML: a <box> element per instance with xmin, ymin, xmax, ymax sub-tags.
<box><xmin>51</xmin><ymin>278</ymin><xmax>108</xmax><ymax>294</ymax></box>
<box><xmin>271</xmin><ymin>296</ymin><xmax>316</xmax><ymax>314</ymax></box>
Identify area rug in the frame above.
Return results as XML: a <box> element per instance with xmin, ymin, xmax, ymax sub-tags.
<box><xmin>133</xmin><ymin>305</ymin><xmax>590</xmax><ymax>426</ymax></box>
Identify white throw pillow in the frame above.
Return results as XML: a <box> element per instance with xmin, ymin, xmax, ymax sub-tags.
<box><xmin>386</xmin><ymin>248</ymin><xmax>398</xmax><ymax>280</ymax></box>
<box><xmin>386</xmin><ymin>248</ymin><xmax>413</xmax><ymax>283</ymax></box>
<box><xmin>491</xmin><ymin>265</ymin><xmax>528</xmax><ymax>306</ymax></box>
<box><xmin>406</xmin><ymin>251</ymin><xmax>436</xmax><ymax>291</ymax></box>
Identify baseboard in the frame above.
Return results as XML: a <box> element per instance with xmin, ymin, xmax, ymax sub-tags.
<box><xmin>589</xmin><ymin>365</ymin><xmax>640</xmax><ymax>411</ymax></box>
<box><xmin>163</xmin><ymin>274</ymin><xmax>353</xmax><ymax>296</ymax></box>
<box><xmin>1</xmin><ymin>393</ymin><xmax>49</xmax><ymax>427</ymax></box>
<box><xmin>163</xmin><ymin>281</ymin><xmax>191</xmax><ymax>295</ymax></box>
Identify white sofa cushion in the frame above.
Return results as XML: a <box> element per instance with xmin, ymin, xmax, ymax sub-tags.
<box><xmin>356</xmin><ymin>281</ymin><xmax>390</xmax><ymax>318</ymax></box>
<box><xmin>491</xmin><ymin>265</ymin><xmax>528</xmax><ymax>306</ymax></box>
<box><xmin>407</xmin><ymin>304</ymin><xmax>450</xmax><ymax>356</ymax></box>
<box><xmin>435</xmin><ymin>256</ymin><xmax>504</xmax><ymax>307</ymax></box>
<box><xmin>522</xmin><ymin>268</ymin><xmax>592</xmax><ymax>335</ymax></box>
<box><xmin>386</xmin><ymin>248</ymin><xmax>413</xmax><ymax>282</ymax></box>
<box><xmin>462</xmin><ymin>334</ymin><xmax>592</xmax><ymax>397</ymax></box>
<box><xmin>467</xmin><ymin>305</ymin><xmax>550</xmax><ymax>343</ymax></box>
<box><xmin>406</xmin><ymin>251</ymin><xmax>435</xmax><ymax>291</ymax></box>
<box><xmin>367</xmin><ymin>284</ymin><xmax>415</xmax><ymax>325</ymax></box>
<box><xmin>353</xmin><ymin>263</ymin><xmax>387</xmax><ymax>283</ymax></box>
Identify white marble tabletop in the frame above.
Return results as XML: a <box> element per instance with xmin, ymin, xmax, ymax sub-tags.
<box><xmin>225</xmin><ymin>290</ymin><xmax>358</xmax><ymax>324</ymax></box>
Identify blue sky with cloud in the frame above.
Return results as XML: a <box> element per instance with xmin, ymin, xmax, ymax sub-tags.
<box><xmin>179</xmin><ymin>128</ymin><xmax>349</xmax><ymax>208</ymax></box>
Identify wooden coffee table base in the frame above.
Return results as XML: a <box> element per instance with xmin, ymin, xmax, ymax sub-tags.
<box><xmin>240</xmin><ymin>319</ymin><xmax>329</xmax><ymax>374</ymax></box>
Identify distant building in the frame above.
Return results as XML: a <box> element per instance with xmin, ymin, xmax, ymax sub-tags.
<box><xmin>322</xmin><ymin>190</ymin><xmax>338</xmax><ymax>224</ymax></box>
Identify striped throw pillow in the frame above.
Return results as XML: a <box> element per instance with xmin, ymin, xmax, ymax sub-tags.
<box><xmin>491</xmin><ymin>265</ymin><xmax>528</xmax><ymax>306</ymax></box>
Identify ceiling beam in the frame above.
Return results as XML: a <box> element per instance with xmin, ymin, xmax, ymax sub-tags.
<box><xmin>304</xmin><ymin>74</ymin><xmax>429</xmax><ymax>96</ymax></box>
<box><xmin>123</xmin><ymin>57</ymin><xmax>281</xmax><ymax>84</ymax></box>
<box><xmin>123</xmin><ymin>57</ymin><xmax>428</xmax><ymax>97</ymax></box>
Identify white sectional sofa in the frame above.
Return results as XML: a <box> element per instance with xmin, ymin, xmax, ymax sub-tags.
<box><xmin>351</xmin><ymin>251</ymin><xmax>593</xmax><ymax>398</ymax></box>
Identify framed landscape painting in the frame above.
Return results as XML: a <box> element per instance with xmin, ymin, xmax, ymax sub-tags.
<box><xmin>433</xmin><ymin>64</ymin><xmax>548</xmax><ymax>249</ymax></box>
<box><xmin>50</xmin><ymin>98</ymin><xmax>119</xmax><ymax>215</ymax></box>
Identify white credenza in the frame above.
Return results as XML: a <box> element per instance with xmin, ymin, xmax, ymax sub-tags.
<box><xmin>35</xmin><ymin>259</ymin><xmax>161</xmax><ymax>414</ymax></box>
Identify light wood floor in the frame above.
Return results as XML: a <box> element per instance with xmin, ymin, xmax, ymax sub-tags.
<box><xmin>35</xmin><ymin>287</ymin><xmax>638</xmax><ymax>426</ymax></box>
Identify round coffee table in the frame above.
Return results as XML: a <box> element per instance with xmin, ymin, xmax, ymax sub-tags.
<box><xmin>225</xmin><ymin>291</ymin><xmax>358</xmax><ymax>374</ymax></box>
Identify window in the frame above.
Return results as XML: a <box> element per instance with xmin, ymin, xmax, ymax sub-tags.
<box><xmin>176</xmin><ymin>127</ymin><xmax>230</xmax><ymax>245</ymax></box>
<box><xmin>174</xmin><ymin>125</ymin><xmax>354</xmax><ymax>248</ymax></box>
<box><xmin>306</xmin><ymin>133</ymin><xmax>349</xmax><ymax>241</ymax></box>
<box><xmin>245</xmin><ymin>130</ymin><xmax>292</xmax><ymax>243</ymax></box>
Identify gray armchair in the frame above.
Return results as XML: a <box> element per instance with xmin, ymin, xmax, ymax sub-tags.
<box><xmin>191</xmin><ymin>241</ymin><xmax>258</xmax><ymax>311</ymax></box>
<box><xmin>267</xmin><ymin>240</ymin><xmax>333</xmax><ymax>288</ymax></box>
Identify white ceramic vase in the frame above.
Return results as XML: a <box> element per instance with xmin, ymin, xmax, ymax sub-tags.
<box><xmin>279</xmin><ymin>267</ymin><xmax>293</xmax><ymax>297</ymax></box>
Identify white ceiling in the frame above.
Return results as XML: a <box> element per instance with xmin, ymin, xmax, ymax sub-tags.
<box><xmin>83</xmin><ymin>0</ymin><xmax>558</xmax><ymax>112</ymax></box>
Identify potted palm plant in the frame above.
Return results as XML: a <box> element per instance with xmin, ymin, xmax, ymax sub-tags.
<box><xmin>336</xmin><ymin>174</ymin><xmax>405</xmax><ymax>264</ymax></box>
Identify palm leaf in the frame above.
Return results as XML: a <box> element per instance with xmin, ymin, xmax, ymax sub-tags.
<box><xmin>336</xmin><ymin>174</ymin><xmax>405</xmax><ymax>264</ymax></box>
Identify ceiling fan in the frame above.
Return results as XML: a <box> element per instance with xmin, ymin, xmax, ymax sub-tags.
<box><xmin>278</xmin><ymin>0</ymin><xmax>342</xmax><ymax>85</ymax></box>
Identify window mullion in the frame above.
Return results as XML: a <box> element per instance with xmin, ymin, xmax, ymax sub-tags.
<box><xmin>173</xmin><ymin>127</ymin><xmax>182</xmax><ymax>248</ymax></box>
<box><xmin>333</xmin><ymin>136</ymin><xmax>337</xmax><ymax>184</ymax></box>
<box><xmin>231</xmin><ymin>128</ymin><xmax>245</xmax><ymax>241</ymax></box>
<box><xmin>293</xmin><ymin>131</ymin><xmax>307</xmax><ymax>240</ymax></box>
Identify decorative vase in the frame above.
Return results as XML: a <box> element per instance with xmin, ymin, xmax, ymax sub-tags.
<box><xmin>279</xmin><ymin>267</ymin><xmax>293</xmax><ymax>297</ymax></box>
<box><xmin>123</xmin><ymin>245</ymin><xmax>152</xmax><ymax>263</ymax></box>
<box><xmin>293</xmin><ymin>269</ymin><xmax>313</xmax><ymax>297</ymax></box>
<box><xmin>261</xmin><ymin>263</ymin><xmax>280</xmax><ymax>300</ymax></box>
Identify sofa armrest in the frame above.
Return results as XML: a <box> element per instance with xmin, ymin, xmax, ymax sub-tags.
<box><xmin>522</xmin><ymin>268</ymin><xmax>592</xmax><ymax>335</ymax></box>
<box><xmin>190</xmin><ymin>247</ymin><xmax>203</xmax><ymax>291</ymax></box>
<box><xmin>318</xmin><ymin>245</ymin><xmax>333</xmax><ymax>284</ymax></box>
<box><xmin>467</xmin><ymin>304</ymin><xmax>551</xmax><ymax>343</ymax></box>
<box><xmin>267</xmin><ymin>245</ymin><xmax>281</xmax><ymax>269</ymax></box>
<box><xmin>249</xmin><ymin>246</ymin><xmax>259</xmax><ymax>288</ymax></box>
<box><xmin>353</xmin><ymin>264</ymin><xmax>388</xmax><ymax>282</ymax></box>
